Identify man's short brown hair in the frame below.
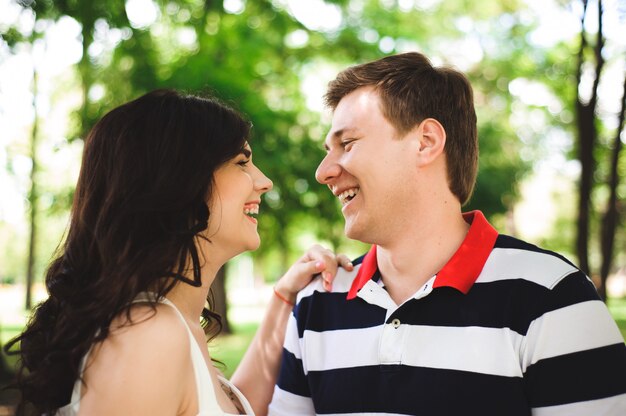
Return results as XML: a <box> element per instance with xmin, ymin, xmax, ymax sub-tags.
<box><xmin>325</xmin><ymin>52</ymin><xmax>478</xmax><ymax>205</ymax></box>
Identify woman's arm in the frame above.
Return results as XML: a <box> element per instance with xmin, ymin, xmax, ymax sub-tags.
<box><xmin>230</xmin><ymin>245</ymin><xmax>353</xmax><ymax>416</ymax></box>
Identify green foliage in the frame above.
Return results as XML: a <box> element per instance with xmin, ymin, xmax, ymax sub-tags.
<box><xmin>0</xmin><ymin>26</ymin><xmax>26</xmax><ymax>47</ymax></box>
<box><xmin>1</xmin><ymin>0</ymin><xmax>584</xmax><ymax>285</ymax></box>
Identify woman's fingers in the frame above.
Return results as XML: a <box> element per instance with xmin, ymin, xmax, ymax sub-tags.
<box><xmin>311</xmin><ymin>250</ymin><xmax>353</xmax><ymax>292</ymax></box>
<box><xmin>337</xmin><ymin>254</ymin><xmax>354</xmax><ymax>271</ymax></box>
<box><xmin>277</xmin><ymin>245</ymin><xmax>354</xmax><ymax>297</ymax></box>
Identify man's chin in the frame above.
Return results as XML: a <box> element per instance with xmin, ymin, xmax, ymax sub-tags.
<box><xmin>344</xmin><ymin>222</ymin><xmax>365</xmax><ymax>242</ymax></box>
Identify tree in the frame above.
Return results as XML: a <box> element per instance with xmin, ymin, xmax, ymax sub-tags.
<box><xmin>2</xmin><ymin>9</ymin><xmax>46</xmax><ymax>310</ymax></box>
<box><xmin>212</xmin><ymin>266</ymin><xmax>231</xmax><ymax>334</ymax></box>
<box><xmin>599</xmin><ymin>73</ymin><xmax>626</xmax><ymax>300</ymax></box>
<box><xmin>572</xmin><ymin>0</ymin><xmax>625</xmax><ymax>299</ymax></box>
<box><xmin>574</xmin><ymin>0</ymin><xmax>605</xmax><ymax>276</ymax></box>
<box><xmin>25</xmin><ymin>69</ymin><xmax>39</xmax><ymax>310</ymax></box>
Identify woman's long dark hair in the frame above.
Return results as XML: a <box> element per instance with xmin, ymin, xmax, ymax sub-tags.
<box><xmin>4</xmin><ymin>89</ymin><xmax>250</xmax><ymax>415</ymax></box>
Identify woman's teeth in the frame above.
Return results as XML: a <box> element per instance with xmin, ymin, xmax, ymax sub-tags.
<box><xmin>244</xmin><ymin>205</ymin><xmax>259</xmax><ymax>217</ymax></box>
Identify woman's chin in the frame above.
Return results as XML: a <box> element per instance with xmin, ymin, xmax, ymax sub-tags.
<box><xmin>242</xmin><ymin>236</ymin><xmax>261</xmax><ymax>253</ymax></box>
<box><xmin>223</xmin><ymin>235</ymin><xmax>262</xmax><ymax>258</ymax></box>
<box><xmin>248</xmin><ymin>238</ymin><xmax>261</xmax><ymax>251</ymax></box>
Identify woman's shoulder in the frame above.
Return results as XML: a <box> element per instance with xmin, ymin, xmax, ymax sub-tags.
<box><xmin>79</xmin><ymin>301</ymin><xmax>196</xmax><ymax>413</ymax></box>
<box><xmin>108</xmin><ymin>300</ymin><xmax>189</xmax><ymax>345</ymax></box>
<box><xmin>90</xmin><ymin>301</ymin><xmax>192</xmax><ymax>372</ymax></box>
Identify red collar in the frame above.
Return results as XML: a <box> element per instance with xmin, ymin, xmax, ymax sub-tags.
<box><xmin>346</xmin><ymin>210</ymin><xmax>498</xmax><ymax>300</ymax></box>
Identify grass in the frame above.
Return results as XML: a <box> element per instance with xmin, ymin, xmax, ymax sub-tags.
<box><xmin>607</xmin><ymin>297</ymin><xmax>626</xmax><ymax>341</ymax></box>
<box><xmin>0</xmin><ymin>325</ymin><xmax>21</xmax><ymax>379</ymax></box>
<box><xmin>0</xmin><ymin>327</ymin><xmax>21</xmax><ymax>349</ymax></box>
<box><xmin>209</xmin><ymin>321</ymin><xmax>259</xmax><ymax>378</ymax></box>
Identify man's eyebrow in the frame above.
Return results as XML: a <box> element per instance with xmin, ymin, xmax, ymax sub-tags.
<box><xmin>334</xmin><ymin>127</ymin><xmax>361</xmax><ymax>139</ymax></box>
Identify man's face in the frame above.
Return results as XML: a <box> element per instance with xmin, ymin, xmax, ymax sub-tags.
<box><xmin>316</xmin><ymin>87</ymin><xmax>420</xmax><ymax>244</ymax></box>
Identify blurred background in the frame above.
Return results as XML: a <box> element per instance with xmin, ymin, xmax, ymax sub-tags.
<box><xmin>1</xmin><ymin>0</ymin><xmax>625</xmax><ymax>412</ymax></box>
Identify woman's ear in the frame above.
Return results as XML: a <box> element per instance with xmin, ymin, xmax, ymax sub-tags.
<box><xmin>415</xmin><ymin>118</ymin><xmax>446</xmax><ymax>166</ymax></box>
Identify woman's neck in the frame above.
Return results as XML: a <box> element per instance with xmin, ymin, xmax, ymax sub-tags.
<box><xmin>165</xmin><ymin>256</ymin><xmax>222</xmax><ymax>321</ymax></box>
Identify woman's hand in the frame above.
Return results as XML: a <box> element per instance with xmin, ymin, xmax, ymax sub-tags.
<box><xmin>274</xmin><ymin>244</ymin><xmax>354</xmax><ymax>303</ymax></box>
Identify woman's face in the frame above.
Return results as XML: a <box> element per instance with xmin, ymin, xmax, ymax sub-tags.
<box><xmin>205</xmin><ymin>143</ymin><xmax>273</xmax><ymax>259</ymax></box>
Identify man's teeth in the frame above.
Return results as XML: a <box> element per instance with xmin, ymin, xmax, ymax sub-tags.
<box><xmin>338</xmin><ymin>188</ymin><xmax>359</xmax><ymax>204</ymax></box>
<box><xmin>244</xmin><ymin>205</ymin><xmax>259</xmax><ymax>217</ymax></box>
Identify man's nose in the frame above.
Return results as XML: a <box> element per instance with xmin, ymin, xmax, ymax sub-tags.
<box><xmin>315</xmin><ymin>152</ymin><xmax>341</xmax><ymax>185</ymax></box>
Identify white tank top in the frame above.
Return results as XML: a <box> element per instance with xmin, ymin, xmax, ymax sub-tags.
<box><xmin>57</xmin><ymin>294</ymin><xmax>255</xmax><ymax>415</ymax></box>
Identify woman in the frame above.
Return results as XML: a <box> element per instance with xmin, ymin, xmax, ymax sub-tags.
<box><xmin>6</xmin><ymin>89</ymin><xmax>350</xmax><ymax>415</ymax></box>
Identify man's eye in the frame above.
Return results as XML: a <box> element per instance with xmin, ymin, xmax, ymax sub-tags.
<box><xmin>342</xmin><ymin>139</ymin><xmax>356</xmax><ymax>150</ymax></box>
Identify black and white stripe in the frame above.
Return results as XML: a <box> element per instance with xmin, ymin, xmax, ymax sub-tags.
<box><xmin>269</xmin><ymin>235</ymin><xmax>626</xmax><ymax>416</ymax></box>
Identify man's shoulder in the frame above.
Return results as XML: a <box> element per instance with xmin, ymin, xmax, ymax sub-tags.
<box><xmin>478</xmin><ymin>234</ymin><xmax>584</xmax><ymax>290</ymax></box>
<box><xmin>494</xmin><ymin>234</ymin><xmax>576</xmax><ymax>266</ymax></box>
<box><xmin>295</xmin><ymin>252</ymin><xmax>365</xmax><ymax>303</ymax></box>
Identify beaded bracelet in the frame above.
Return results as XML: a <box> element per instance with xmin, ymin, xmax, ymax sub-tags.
<box><xmin>273</xmin><ymin>287</ymin><xmax>295</xmax><ymax>306</ymax></box>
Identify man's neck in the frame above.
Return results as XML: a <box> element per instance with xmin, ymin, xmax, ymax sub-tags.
<box><xmin>376</xmin><ymin>209</ymin><xmax>470</xmax><ymax>305</ymax></box>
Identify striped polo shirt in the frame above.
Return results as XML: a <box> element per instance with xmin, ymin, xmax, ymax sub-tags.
<box><xmin>269</xmin><ymin>211</ymin><xmax>626</xmax><ymax>416</ymax></box>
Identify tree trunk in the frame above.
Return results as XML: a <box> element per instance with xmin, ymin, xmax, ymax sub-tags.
<box><xmin>574</xmin><ymin>0</ymin><xmax>605</xmax><ymax>276</ymax></box>
<box><xmin>599</xmin><ymin>71</ymin><xmax>626</xmax><ymax>301</ymax></box>
<box><xmin>575</xmin><ymin>103</ymin><xmax>595</xmax><ymax>276</ymax></box>
<box><xmin>212</xmin><ymin>265</ymin><xmax>231</xmax><ymax>334</ymax></box>
<box><xmin>276</xmin><ymin>216</ymin><xmax>290</xmax><ymax>274</ymax></box>
<box><xmin>25</xmin><ymin>70</ymin><xmax>39</xmax><ymax>311</ymax></box>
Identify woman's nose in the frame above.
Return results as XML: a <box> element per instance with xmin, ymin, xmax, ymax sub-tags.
<box><xmin>254</xmin><ymin>166</ymin><xmax>273</xmax><ymax>193</ymax></box>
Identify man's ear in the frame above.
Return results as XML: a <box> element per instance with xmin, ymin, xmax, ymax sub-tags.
<box><xmin>415</xmin><ymin>118</ymin><xmax>446</xmax><ymax>166</ymax></box>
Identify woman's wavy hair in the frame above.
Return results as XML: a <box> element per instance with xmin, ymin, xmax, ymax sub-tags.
<box><xmin>4</xmin><ymin>89</ymin><xmax>250</xmax><ymax>415</ymax></box>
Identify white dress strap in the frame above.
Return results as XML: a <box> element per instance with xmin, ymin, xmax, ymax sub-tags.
<box><xmin>156</xmin><ymin>296</ymin><xmax>223</xmax><ymax>414</ymax></box>
<box><xmin>133</xmin><ymin>294</ymin><xmax>254</xmax><ymax>415</ymax></box>
<box><xmin>217</xmin><ymin>375</ymin><xmax>255</xmax><ymax>416</ymax></box>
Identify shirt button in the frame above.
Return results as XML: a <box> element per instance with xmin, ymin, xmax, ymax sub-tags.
<box><xmin>391</xmin><ymin>318</ymin><xmax>401</xmax><ymax>328</ymax></box>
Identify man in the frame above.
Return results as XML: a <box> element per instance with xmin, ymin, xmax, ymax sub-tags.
<box><xmin>269</xmin><ymin>52</ymin><xmax>626</xmax><ymax>415</ymax></box>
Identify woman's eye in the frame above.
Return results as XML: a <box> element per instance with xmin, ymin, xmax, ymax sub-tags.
<box><xmin>238</xmin><ymin>159</ymin><xmax>250</xmax><ymax>166</ymax></box>
<box><xmin>342</xmin><ymin>139</ymin><xmax>356</xmax><ymax>150</ymax></box>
